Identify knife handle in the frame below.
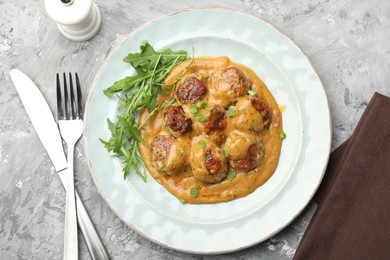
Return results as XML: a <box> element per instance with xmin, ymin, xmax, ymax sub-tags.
<box><xmin>75</xmin><ymin>191</ymin><xmax>110</xmax><ymax>260</ymax></box>
<box><xmin>58</xmin><ymin>169</ymin><xmax>110</xmax><ymax>260</ymax></box>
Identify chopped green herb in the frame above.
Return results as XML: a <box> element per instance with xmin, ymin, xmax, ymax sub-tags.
<box><xmin>280</xmin><ymin>130</ymin><xmax>286</xmax><ymax>140</ymax></box>
<box><xmin>248</xmin><ymin>89</ymin><xmax>256</xmax><ymax>96</ymax></box>
<box><xmin>100</xmin><ymin>41</ymin><xmax>187</xmax><ymax>181</ymax></box>
<box><xmin>227</xmin><ymin>106</ymin><xmax>236</xmax><ymax>117</ymax></box>
<box><xmin>222</xmin><ymin>147</ymin><xmax>229</xmax><ymax>158</ymax></box>
<box><xmin>190</xmin><ymin>187</ymin><xmax>199</xmax><ymax>197</ymax></box>
<box><xmin>198</xmin><ymin>113</ymin><xmax>206</xmax><ymax>122</ymax></box>
<box><xmin>227</xmin><ymin>169</ymin><xmax>236</xmax><ymax>181</ymax></box>
<box><xmin>237</xmin><ymin>78</ymin><xmax>242</xmax><ymax>84</ymax></box>
<box><xmin>196</xmin><ymin>101</ymin><xmax>207</xmax><ymax>109</ymax></box>
<box><xmin>189</xmin><ymin>104</ymin><xmax>198</xmax><ymax>115</ymax></box>
<box><xmin>9</xmin><ymin>27</ymin><xmax>13</xmax><ymax>33</ymax></box>
<box><xmin>198</xmin><ymin>140</ymin><xmax>206</xmax><ymax>149</ymax></box>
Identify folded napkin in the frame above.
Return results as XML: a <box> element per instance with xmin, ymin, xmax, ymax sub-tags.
<box><xmin>294</xmin><ymin>92</ymin><xmax>390</xmax><ymax>260</ymax></box>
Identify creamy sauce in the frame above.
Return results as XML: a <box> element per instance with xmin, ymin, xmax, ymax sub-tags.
<box><xmin>138</xmin><ymin>56</ymin><xmax>283</xmax><ymax>204</ymax></box>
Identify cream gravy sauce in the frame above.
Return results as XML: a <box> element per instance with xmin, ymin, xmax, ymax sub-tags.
<box><xmin>138</xmin><ymin>56</ymin><xmax>283</xmax><ymax>204</ymax></box>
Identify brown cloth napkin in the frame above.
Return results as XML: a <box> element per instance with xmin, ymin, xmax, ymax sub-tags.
<box><xmin>293</xmin><ymin>92</ymin><xmax>390</xmax><ymax>260</ymax></box>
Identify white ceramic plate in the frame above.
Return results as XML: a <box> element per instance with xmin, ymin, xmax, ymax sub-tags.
<box><xmin>84</xmin><ymin>8</ymin><xmax>331</xmax><ymax>254</ymax></box>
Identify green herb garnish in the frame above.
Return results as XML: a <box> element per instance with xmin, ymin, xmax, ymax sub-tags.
<box><xmin>198</xmin><ymin>140</ymin><xmax>206</xmax><ymax>149</ymax></box>
<box><xmin>190</xmin><ymin>187</ymin><xmax>199</xmax><ymax>197</ymax></box>
<box><xmin>279</xmin><ymin>130</ymin><xmax>286</xmax><ymax>140</ymax></box>
<box><xmin>100</xmin><ymin>41</ymin><xmax>188</xmax><ymax>181</ymax></box>
<box><xmin>189</xmin><ymin>104</ymin><xmax>198</xmax><ymax>115</ymax></box>
<box><xmin>222</xmin><ymin>147</ymin><xmax>230</xmax><ymax>158</ymax></box>
<box><xmin>196</xmin><ymin>101</ymin><xmax>207</xmax><ymax>109</ymax></box>
<box><xmin>248</xmin><ymin>89</ymin><xmax>256</xmax><ymax>96</ymax></box>
<box><xmin>227</xmin><ymin>106</ymin><xmax>236</xmax><ymax>117</ymax></box>
<box><xmin>227</xmin><ymin>170</ymin><xmax>236</xmax><ymax>181</ymax></box>
<box><xmin>197</xmin><ymin>113</ymin><xmax>206</xmax><ymax>122</ymax></box>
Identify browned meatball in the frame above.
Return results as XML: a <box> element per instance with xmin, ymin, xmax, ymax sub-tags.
<box><xmin>190</xmin><ymin>136</ymin><xmax>228</xmax><ymax>184</ymax></box>
<box><xmin>209</xmin><ymin>67</ymin><xmax>250</xmax><ymax>108</ymax></box>
<box><xmin>251</xmin><ymin>98</ymin><xmax>272</xmax><ymax>127</ymax></box>
<box><xmin>229</xmin><ymin>97</ymin><xmax>264</xmax><ymax>133</ymax></box>
<box><xmin>221</xmin><ymin>67</ymin><xmax>250</xmax><ymax>96</ymax></box>
<box><xmin>164</xmin><ymin>105</ymin><xmax>192</xmax><ymax>137</ymax></box>
<box><xmin>176</xmin><ymin>77</ymin><xmax>207</xmax><ymax>103</ymax></box>
<box><xmin>204</xmin><ymin>105</ymin><xmax>227</xmax><ymax>134</ymax></box>
<box><xmin>151</xmin><ymin>135</ymin><xmax>188</xmax><ymax>174</ymax></box>
<box><xmin>230</xmin><ymin>142</ymin><xmax>264</xmax><ymax>171</ymax></box>
<box><xmin>205</xmin><ymin>148</ymin><xmax>225</xmax><ymax>176</ymax></box>
<box><xmin>151</xmin><ymin>135</ymin><xmax>174</xmax><ymax>172</ymax></box>
<box><xmin>224</xmin><ymin>130</ymin><xmax>265</xmax><ymax>171</ymax></box>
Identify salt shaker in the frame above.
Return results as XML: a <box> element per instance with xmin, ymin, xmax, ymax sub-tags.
<box><xmin>45</xmin><ymin>0</ymin><xmax>102</xmax><ymax>41</ymax></box>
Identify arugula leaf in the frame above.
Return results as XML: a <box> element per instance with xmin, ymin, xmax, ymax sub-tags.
<box><xmin>100</xmin><ymin>41</ymin><xmax>187</xmax><ymax>181</ymax></box>
<box><xmin>123</xmin><ymin>42</ymin><xmax>187</xmax><ymax>73</ymax></box>
<box><xmin>104</xmin><ymin>73</ymin><xmax>149</xmax><ymax>96</ymax></box>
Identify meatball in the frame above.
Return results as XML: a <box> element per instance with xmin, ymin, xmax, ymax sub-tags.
<box><xmin>220</xmin><ymin>67</ymin><xmax>250</xmax><ymax>96</ymax></box>
<box><xmin>224</xmin><ymin>131</ymin><xmax>264</xmax><ymax>171</ymax></box>
<box><xmin>191</xmin><ymin>137</ymin><xmax>228</xmax><ymax>184</ymax></box>
<box><xmin>151</xmin><ymin>135</ymin><xmax>188</xmax><ymax>174</ymax></box>
<box><xmin>251</xmin><ymin>97</ymin><xmax>272</xmax><ymax>128</ymax></box>
<box><xmin>203</xmin><ymin>105</ymin><xmax>227</xmax><ymax>134</ymax></box>
<box><xmin>176</xmin><ymin>77</ymin><xmax>207</xmax><ymax>103</ymax></box>
<box><xmin>229</xmin><ymin>97</ymin><xmax>264</xmax><ymax>133</ymax></box>
<box><xmin>164</xmin><ymin>105</ymin><xmax>192</xmax><ymax>137</ymax></box>
<box><xmin>209</xmin><ymin>67</ymin><xmax>250</xmax><ymax>108</ymax></box>
<box><xmin>202</xmin><ymin>105</ymin><xmax>227</xmax><ymax>145</ymax></box>
<box><xmin>151</xmin><ymin>135</ymin><xmax>174</xmax><ymax>172</ymax></box>
<box><xmin>230</xmin><ymin>142</ymin><xmax>264</xmax><ymax>171</ymax></box>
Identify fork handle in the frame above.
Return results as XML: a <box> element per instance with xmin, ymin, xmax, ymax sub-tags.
<box><xmin>58</xmin><ymin>170</ymin><xmax>110</xmax><ymax>260</ymax></box>
<box><xmin>63</xmin><ymin>144</ymin><xmax>78</xmax><ymax>260</ymax></box>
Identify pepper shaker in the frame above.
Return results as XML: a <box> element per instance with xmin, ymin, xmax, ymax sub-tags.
<box><xmin>45</xmin><ymin>0</ymin><xmax>102</xmax><ymax>41</ymax></box>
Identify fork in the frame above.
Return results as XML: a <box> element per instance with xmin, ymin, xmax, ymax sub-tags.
<box><xmin>57</xmin><ymin>72</ymin><xmax>83</xmax><ymax>260</ymax></box>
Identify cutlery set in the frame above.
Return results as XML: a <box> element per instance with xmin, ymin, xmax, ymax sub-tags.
<box><xmin>10</xmin><ymin>69</ymin><xmax>109</xmax><ymax>260</ymax></box>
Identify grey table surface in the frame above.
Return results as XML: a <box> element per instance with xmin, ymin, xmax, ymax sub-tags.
<box><xmin>1</xmin><ymin>0</ymin><xmax>390</xmax><ymax>259</ymax></box>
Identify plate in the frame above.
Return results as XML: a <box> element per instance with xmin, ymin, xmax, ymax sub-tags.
<box><xmin>84</xmin><ymin>8</ymin><xmax>331</xmax><ymax>254</ymax></box>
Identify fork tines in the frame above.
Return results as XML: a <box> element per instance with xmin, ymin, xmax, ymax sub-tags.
<box><xmin>56</xmin><ymin>73</ymin><xmax>83</xmax><ymax>120</ymax></box>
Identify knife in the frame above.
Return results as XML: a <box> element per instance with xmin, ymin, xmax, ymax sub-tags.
<box><xmin>10</xmin><ymin>69</ymin><xmax>110</xmax><ymax>260</ymax></box>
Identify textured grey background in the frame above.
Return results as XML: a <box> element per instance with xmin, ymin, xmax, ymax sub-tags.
<box><xmin>1</xmin><ymin>0</ymin><xmax>390</xmax><ymax>259</ymax></box>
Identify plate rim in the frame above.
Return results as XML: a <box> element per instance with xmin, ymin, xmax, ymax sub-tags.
<box><xmin>83</xmin><ymin>7</ymin><xmax>332</xmax><ymax>254</ymax></box>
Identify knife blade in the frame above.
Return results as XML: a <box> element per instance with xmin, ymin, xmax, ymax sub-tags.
<box><xmin>10</xmin><ymin>69</ymin><xmax>110</xmax><ymax>260</ymax></box>
<box><xmin>10</xmin><ymin>69</ymin><xmax>67</xmax><ymax>172</ymax></box>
